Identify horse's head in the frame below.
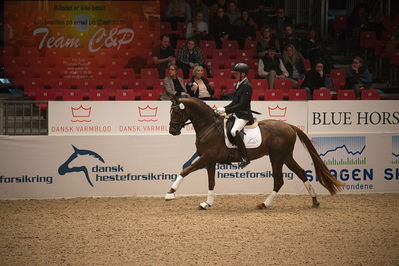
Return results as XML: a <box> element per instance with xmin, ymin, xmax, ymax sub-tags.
<box><xmin>168</xmin><ymin>94</ymin><xmax>190</xmax><ymax>136</ymax></box>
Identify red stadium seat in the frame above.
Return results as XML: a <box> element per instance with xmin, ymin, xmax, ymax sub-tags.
<box><xmin>223</xmin><ymin>40</ymin><xmax>239</xmax><ymax>50</ymax></box>
<box><xmin>236</xmin><ymin>50</ymin><xmax>255</xmax><ymax>61</ymax></box>
<box><xmin>140</xmin><ymin>89</ymin><xmax>161</xmax><ymax>100</ymax></box>
<box><xmin>330</xmin><ymin>68</ymin><xmax>346</xmax><ymax>80</ymax></box>
<box><xmin>61</xmin><ymin>89</ymin><xmax>84</xmax><ymax>101</ymax></box>
<box><xmin>252</xmin><ymin>90</ymin><xmax>264</xmax><ymax>101</ymax></box>
<box><xmin>332</xmin><ymin>15</ymin><xmax>347</xmax><ymax>32</ymax></box>
<box><xmin>312</xmin><ymin>89</ymin><xmax>332</xmax><ymax>100</ymax></box>
<box><xmin>361</xmin><ymin>89</ymin><xmax>380</xmax><ymax>100</ymax></box>
<box><xmin>88</xmin><ymin>89</ymin><xmax>110</xmax><ymax>101</ymax></box>
<box><xmin>264</xmin><ymin>89</ymin><xmax>284</xmax><ymax>101</ymax></box>
<box><xmin>288</xmin><ymin>89</ymin><xmax>308</xmax><ymax>100</ymax></box>
<box><xmin>252</xmin><ymin>79</ymin><xmax>269</xmax><ymax>91</ymax></box>
<box><xmin>48</xmin><ymin>79</ymin><xmax>72</xmax><ymax>90</ymax></box>
<box><xmin>360</xmin><ymin>31</ymin><xmax>377</xmax><ymax>49</ymax></box>
<box><xmin>224</xmin><ymin>79</ymin><xmax>238</xmax><ymax>94</ymax></box>
<box><xmin>244</xmin><ymin>40</ymin><xmax>257</xmax><ymax>50</ymax></box>
<box><xmin>274</xmin><ymin>78</ymin><xmax>293</xmax><ymax>93</ymax></box>
<box><xmin>115</xmin><ymin>89</ymin><xmax>136</xmax><ymax>101</ymax></box>
<box><xmin>213</xmin><ymin>69</ymin><xmax>232</xmax><ymax>79</ymax></box>
<box><xmin>140</xmin><ymin>68</ymin><xmax>158</xmax><ymax>79</ymax></box>
<box><xmin>200</xmin><ymin>40</ymin><xmax>216</xmax><ymax>51</ymax></box>
<box><xmin>35</xmin><ymin>88</ymin><xmax>56</xmax><ymax>109</ymax></box>
<box><xmin>337</xmin><ymin>89</ymin><xmax>356</xmax><ymax>100</ymax></box>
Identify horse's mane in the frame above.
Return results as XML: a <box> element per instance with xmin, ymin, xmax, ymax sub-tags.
<box><xmin>179</xmin><ymin>97</ymin><xmax>220</xmax><ymax>120</ymax></box>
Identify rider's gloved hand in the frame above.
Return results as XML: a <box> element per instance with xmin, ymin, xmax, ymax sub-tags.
<box><xmin>216</xmin><ymin>107</ymin><xmax>225</xmax><ymax>115</ymax></box>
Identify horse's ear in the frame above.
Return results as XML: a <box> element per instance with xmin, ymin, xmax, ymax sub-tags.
<box><xmin>168</xmin><ymin>92</ymin><xmax>178</xmax><ymax>104</ymax></box>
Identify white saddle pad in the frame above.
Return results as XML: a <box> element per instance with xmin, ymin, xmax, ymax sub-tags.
<box><xmin>224</xmin><ymin>125</ymin><xmax>262</xmax><ymax>149</ymax></box>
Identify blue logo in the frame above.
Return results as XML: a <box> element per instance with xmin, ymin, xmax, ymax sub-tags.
<box><xmin>312</xmin><ymin>136</ymin><xmax>366</xmax><ymax>165</ymax></box>
<box><xmin>393</xmin><ymin>136</ymin><xmax>399</xmax><ymax>165</ymax></box>
<box><xmin>58</xmin><ymin>145</ymin><xmax>105</xmax><ymax>187</ymax></box>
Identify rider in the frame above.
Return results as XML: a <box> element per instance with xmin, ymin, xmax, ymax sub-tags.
<box><xmin>216</xmin><ymin>63</ymin><xmax>253</xmax><ymax>168</ymax></box>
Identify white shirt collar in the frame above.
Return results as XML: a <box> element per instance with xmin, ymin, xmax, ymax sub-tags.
<box><xmin>236</xmin><ymin>77</ymin><xmax>248</xmax><ymax>88</ymax></box>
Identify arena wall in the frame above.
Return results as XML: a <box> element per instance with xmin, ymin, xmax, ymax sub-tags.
<box><xmin>0</xmin><ymin>100</ymin><xmax>398</xmax><ymax>199</ymax></box>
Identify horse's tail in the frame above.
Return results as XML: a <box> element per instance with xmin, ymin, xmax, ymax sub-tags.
<box><xmin>291</xmin><ymin>125</ymin><xmax>345</xmax><ymax>195</ymax></box>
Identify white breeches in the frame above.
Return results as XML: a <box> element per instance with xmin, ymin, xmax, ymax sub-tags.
<box><xmin>231</xmin><ymin>116</ymin><xmax>248</xmax><ymax>137</ymax></box>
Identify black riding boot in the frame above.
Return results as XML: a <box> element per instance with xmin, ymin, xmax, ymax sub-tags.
<box><xmin>234</xmin><ymin>131</ymin><xmax>250</xmax><ymax>168</ymax></box>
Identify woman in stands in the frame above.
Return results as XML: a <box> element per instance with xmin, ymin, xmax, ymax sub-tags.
<box><xmin>256</xmin><ymin>26</ymin><xmax>280</xmax><ymax>58</ymax></box>
<box><xmin>282</xmin><ymin>44</ymin><xmax>306</xmax><ymax>88</ymax></box>
<box><xmin>186</xmin><ymin>65</ymin><xmax>214</xmax><ymax>100</ymax></box>
<box><xmin>160</xmin><ymin>64</ymin><xmax>189</xmax><ymax>100</ymax></box>
<box><xmin>233</xmin><ymin>10</ymin><xmax>257</xmax><ymax>50</ymax></box>
<box><xmin>346</xmin><ymin>56</ymin><xmax>373</xmax><ymax>98</ymax></box>
<box><xmin>185</xmin><ymin>11</ymin><xmax>211</xmax><ymax>41</ymax></box>
<box><xmin>301</xmin><ymin>61</ymin><xmax>332</xmax><ymax>99</ymax></box>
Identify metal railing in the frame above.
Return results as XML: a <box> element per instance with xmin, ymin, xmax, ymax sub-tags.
<box><xmin>0</xmin><ymin>100</ymin><xmax>48</xmax><ymax>135</ymax></box>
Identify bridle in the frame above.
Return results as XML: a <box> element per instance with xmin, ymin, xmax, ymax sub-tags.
<box><xmin>170</xmin><ymin>104</ymin><xmax>192</xmax><ymax>130</ymax></box>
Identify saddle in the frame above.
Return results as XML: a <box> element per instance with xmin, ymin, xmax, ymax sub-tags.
<box><xmin>224</xmin><ymin>116</ymin><xmax>261</xmax><ymax>148</ymax></box>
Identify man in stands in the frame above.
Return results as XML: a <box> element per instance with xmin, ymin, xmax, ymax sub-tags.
<box><xmin>152</xmin><ymin>34</ymin><xmax>176</xmax><ymax>79</ymax></box>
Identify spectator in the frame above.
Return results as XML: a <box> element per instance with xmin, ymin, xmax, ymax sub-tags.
<box><xmin>250</xmin><ymin>3</ymin><xmax>270</xmax><ymax>30</ymax></box>
<box><xmin>256</xmin><ymin>25</ymin><xmax>280</xmax><ymax>58</ymax></box>
<box><xmin>161</xmin><ymin>64</ymin><xmax>189</xmax><ymax>100</ymax></box>
<box><xmin>152</xmin><ymin>34</ymin><xmax>176</xmax><ymax>79</ymax></box>
<box><xmin>190</xmin><ymin>0</ymin><xmax>209</xmax><ymax>22</ymax></box>
<box><xmin>270</xmin><ymin>7</ymin><xmax>293</xmax><ymax>39</ymax></box>
<box><xmin>346</xmin><ymin>56</ymin><xmax>373</xmax><ymax>98</ymax></box>
<box><xmin>209</xmin><ymin>7</ymin><xmax>232</xmax><ymax>48</ymax></box>
<box><xmin>301</xmin><ymin>27</ymin><xmax>323</xmax><ymax>63</ymax></box>
<box><xmin>225</xmin><ymin>1</ymin><xmax>241</xmax><ymax>25</ymax></box>
<box><xmin>177</xmin><ymin>38</ymin><xmax>207</xmax><ymax>79</ymax></box>
<box><xmin>233</xmin><ymin>10</ymin><xmax>257</xmax><ymax>49</ymax></box>
<box><xmin>185</xmin><ymin>12</ymin><xmax>211</xmax><ymax>41</ymax></box>
<box><xmin>186</xmin><ymin>65</ymin><xmax>214</xmax><ymax>100</ymax></box>
<box><xmin>165</xmin><ymin>0</ymin><xmax>191</xmax><ymax>30</ymax></box>
<box><xmin>282</xmin><ymin>44</ymin><xmax>306</xmax><ymax>88</ymax></box>
<box><xmin>302</xmin><ymin>27</ymin><xmax>332</xmax><ymax>73</ymax></box>
<box><xmin>279</xmin><ymin>24</ymin><xmax>301</xmax><ymax>52</ymax></box>
<box><xmin>258</xmin><ymin>46</ymin><xmax>288</xmax><ymax>89</ymax></box>
<box><xmin>301</xmin><ymin>62</ymin><xmax>332</xmax><ymax>99</ymax></box>
<box><xmin>209</xmin><ymin>0</ymin><xmax>227</xmax><ymax>17</ymax></box>
<box><xmin>346</xmin><ymin>4</ymin><xmax>369</xmax><ymax>40</ymax></box>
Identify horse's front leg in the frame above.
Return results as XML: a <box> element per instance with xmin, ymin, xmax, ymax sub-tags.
<box><xmin>165</xmin><ymin>155</ymin><xmax>208</xmax><ymax>200</ymax></box>
<box><xmin>199</xmin><ymin>163</ymin><xmax>216</xmax><ymax>210</ymax></box>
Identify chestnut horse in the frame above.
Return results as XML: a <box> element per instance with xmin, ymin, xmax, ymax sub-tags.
<box><xmin>165</xmin><ymin>95</ymin><xmax>345</xmax><ymax>209</ymax></box>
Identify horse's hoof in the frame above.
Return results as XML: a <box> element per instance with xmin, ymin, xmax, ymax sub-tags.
<box><xmin>256</xmin><ymin>203</ymin><xmax>267</xmax><ymax>209</ymax></box>
<box><xmin>165</xmin><ymin>193</ymin><xmax>176</xmax><ymax>201</ymax></box>
<box><xmin>198</xmin><ymin>202</ymin><xmax>211</xmax><ymax>210</ymax></box>
<box><xmin>312</xmin><ymin>202</ymin><xmax>320</xmax><ymax>208</ymax></box>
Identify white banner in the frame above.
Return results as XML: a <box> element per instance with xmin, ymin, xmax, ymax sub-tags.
<box><xmin>0</xmin><ymin>133</ymin><xmax>398</xmax><ymax>199</ymax></box>
<box><xmin>308</xmin><ymin>100</ymin><xmax>399</xmax><ymax>134</ymax></box>
<box><xmin>48</xmin><ymin>100</ymin><xmax>308</xmax><ymax>136</ymax></box>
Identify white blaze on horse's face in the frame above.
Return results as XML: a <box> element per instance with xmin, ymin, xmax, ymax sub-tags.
<box><xmin>179</xmin><ymin>103</ymin><xmax>185</xmax><ymax>110</ymax></box>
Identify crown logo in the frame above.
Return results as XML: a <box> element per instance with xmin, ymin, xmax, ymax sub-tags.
<box><xmin>268</xmin><ymin>105</ymin><xmax>287</xmax><ymax>117</ymax></box>
<box><xmin>138</xmin><ymin>105</ymin><xmax>158</xmax><ymax>122</ymax></box>
<box><xmin>71</xmin><ymin>105</ymin><xmax>92</xmax><ymax>122</ymax></box>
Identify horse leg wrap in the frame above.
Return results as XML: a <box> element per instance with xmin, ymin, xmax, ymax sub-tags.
<box><xmin>304</xmin><ymin>181</ymin><xmax>316</xmax><ymax>197</ymax></box>
<box><xmin>206</xmin><ymin>190</ymin><xmax>215</xmax><ymax>206</ymax></box>
<box><xmin>264</xmin><ymin>191</ymin><xmax>277</xmax><ymax>207</ymax></box>
<box><xmin>171</xmin><ymin>175</ymin><xmax>184</xmax><ymax>191</ymax></box>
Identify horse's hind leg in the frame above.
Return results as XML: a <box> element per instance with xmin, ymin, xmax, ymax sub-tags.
<box><xmin>285</xmin><ymin>155</ymin><xmax>320</xmax><ymax>208</ymax></box>
<box><xmin>258</xmin><ymin>155</ymin><xmax>284</xmax><ymax>209</ymax></box>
